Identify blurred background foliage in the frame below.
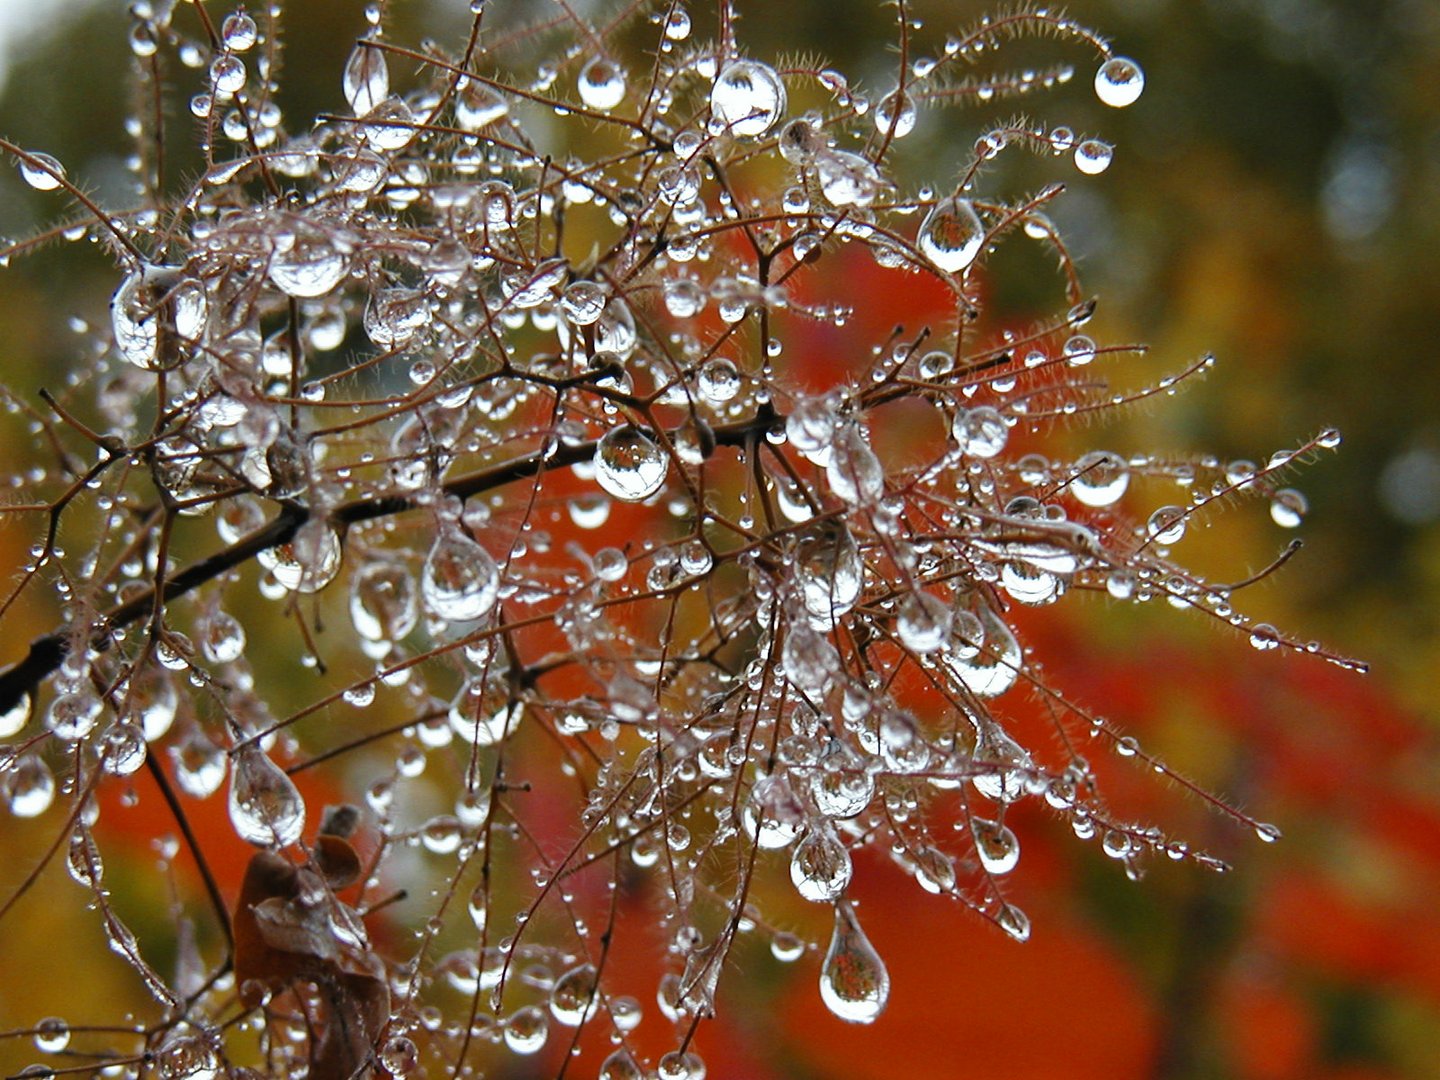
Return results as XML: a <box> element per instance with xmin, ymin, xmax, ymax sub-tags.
<box><xmin>0</xmin><ymin>1</ymin><xmax>1436</xmax><ymax>1078</ymax></box>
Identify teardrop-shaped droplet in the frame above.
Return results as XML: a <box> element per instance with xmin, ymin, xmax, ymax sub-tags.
<box><xmin>1095</xmin><ymin>56</ymin><xmax>1144</xmax><ymax>108</ymax></box>
<box><xmin>710</xmin><ymin>59</ymin><xmax>786</xmax><ymax>137</ymax></box>
<box><xmin>422</xmin><ymin>527</ymin><xmax>498</xmax><ymax>623</ymax></box>
<box><xmin>971</xmin><ymin>816</ymin><xmax>1021</xmax><ymax>874</ymax></box>
<box><xmin>594</xmin><ymin>425</ymin><xmax>667</xmax><ymax>502</ymax></box>
<box><xmin>350</xmin><ymin>559</ymin><xmax>419</xmax><ymax>642</ymax></box>
<box><xmin>790</xmin><ymin>823</ymin><xmax>853</xmax><ymax>902</ymax></box>
<box><xmin>918</xmin><ymin>196</ymin><xmax>985</xmax><ymax>273</ymax></box>
<box><xmin>111</xmin><ymin>270</ymin><xmax>160</xmax><ymax>369</ymax></box>
<box><xmin>825</xmin><ymin>424</ymin><xmax>884</xmax><ymax>505</ymax></box>
<box><xmin>796</xmin><ymin>522</ymin><xmax>863</xmax><ymax>629</ymax></box>
<box><xmin>228</xmin><ymin>742</ymin><xmax>306</xmax><ymax>847</ymax></box>
<box><xmin>343</xmin><ymin>42</ymin><xmax>389</xmax><ymax>115</ymax></box>
<box><xmin>819</xmin><ymin>901</ymin><xmax>890</xmax><ymax>1024</ymax></box>
<box><xmin>8</xmin><ymin>753</ymin><xmax>55</xmax><ymax>817</ymax></box>
<box><xmin>171</xmin><ymin>726</ymin><xmax>228</xmax><ymax>799</ymax></box>
<box><xmin>970</xmin><ymin>721</ymin><xmax>1034</xmax><ymax>802</ymax></box>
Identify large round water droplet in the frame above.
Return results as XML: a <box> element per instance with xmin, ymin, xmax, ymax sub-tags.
<box><xmin>422</xmin><ymin>528</ymin><xmax>499</xmax><ymax>623</ymax></box>
<box><xmin>549</xmin><ymin>963</ymin><xmax>600</xmax><ymax>1025</ymax></box>
<box><xmin>819</xmin><ymin>901</ymin><xmax>890</xmax><ymax>1024</ymax></box>
<box><xmin>710</xmin><ymin>59</ymin><xmax>786</xmax><ymax>137</ymax></box>
<box><xmin>578</xmin><ymin>57</ymin><xmax>627</xmax><ymax>110</ymax></box>
<box><xmin>1095</xmin><ymin>56</ymin><xmax>1144</xmax><ymax>108</ymax></box>
<box><xmin>268</xmin><ymin>225</ymin><xmax>349</xmax><ymax>298</ymax></box>
<box><xmin>954</xmin><ymin>405</ymin><xmax>1008</xmax><ymax>458</ymax></box>
<box><xmin>503</xmin><ymin>1005</ymin><xmax>549</xmax><ymax>1054</ymax></box>
<box><xmin>594</xmin><ymin>426</ymin><xmax>667</xmax><ymax>502</ymax></box>
<box><xmin>1071</xmin><ymin>450</ymin><xmax>1130</xmax><ymax>507</ymax></box>
<box><xmin>18</xmin><ymin>151</ymin><xmax>65</xmax><ymax>191</ymax></box>
<box><xmin>897</xmin><ymin>591</ymin><xmax>951</xmax><ymax>654</ymax></box>
<box><xmin>918</xmin><ymin>196</ymin><xmax>985</xmax><ymax>274</ymax></box>
<box><xmin>1073</xmin><ymin>139</ymin><xmax>1114</xmax><ymax>175</ymax></box>
<box><xmin>228</xmin><ymin>743</ymin><xmax>306</xmax><ymax>847</ymax></box>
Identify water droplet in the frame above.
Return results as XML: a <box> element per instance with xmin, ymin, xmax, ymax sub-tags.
<box><xmin>819</xmin><ymin>901</ymin><xmax>890</xmax><ymax>1024</ymax></box>
<box><xmin>1071</xmin><ymin>450</ymin><xmax>1130</xmax><ymax>507</ymax></box>
<box><xmin>101</xmin><ymin>721</ymin><xmax>148</xmax><ymax>776</ymax></box>
<box><xmin>18</xmin><ymin>151</ymin><xmax>65</xmax><ymax>191</ymax></box>
<box><xmin>790</xmin><ymin>823</ymin><xmax>852</xmax><ymax>902</ymax></box>
<box><xmin>970</xmin><ymin>720</ymin><xmax>1033</xmax><ymax>800</ymax></box>
<box><xmin>1249</xmin><ymin>623</ymin><xmax>1281</xmax><ymax>651</ymax></box>
<box><xmin>578</xmin><ymin>57</ymin><xmax>626</xmax><ymax>110</ymax></box>
<box><xmin>560</xmin><ymin>280</ymin><xmax>605</xmax><ymax>325</ymax></box>
<box><xmin>211</xmin><ymin>54</ymin><xmax>246</xmax><ymax>95</ymax></box>
<box><xmin>350</xmin><ymin>560</ymin><xmax>419</xmax><ymax>642</ymax></box>
<box><xmin>698</xmin><ymin>357</ymin><xmax>740</xmax><ymax>403</ymax></box>
<box><xmin>33</xmin><ymin>1017</ymin><xmax>70</xmax><ymax>1054</ymax></box>
<box><xmin>171</xmin><ymin>727</ymin><xmax>227</xmax><ymax>799</ymax></box>
<box><xmin>549</xmin><ymin>963</ymin><xmax>599</xmax><ymax>1025</ymax></box>
<box><xmin>268</xmin><ymin>224</ymin><xmax>349</xmax><ymax>298</ymax></box>
<box><xmin>343</xmin><ymin>42</ymin><xmax>389</xmax><ymax>115</ymax></box>
<box><xmin>796</xmin><ymin>523</ymin><xmax>863</xmax><ymax>629</ymax></box>
<box><xmin>710</xmin><ymin>59</ymin><xmax>786</xmax><ymax>137</ymax></box>
<box><xmin>811</xmin><ymin>767</ymin><xmax>874</xmax><ymax>819</ymax></box>
<box><xmin>946</xmin><ymin>607</ymin><xmax>1021</xmax><ymax>699</ymax></box>
<box><xmin>971</xmin><ymin>816</ymin><xmax>1021</xmax><ymax>874</ymax></box>
<box><xmin>1255</xmin><ymin>821</ymin><xmax>1282</xmax><ymax>843</ymax></box>
<box><xmin>997</xmin><ymin>903</ymin><xmax>1031</xmax><ymax>941</ymax></box>
<box><xmin>1095</xmin><ymin>56</ymin><xmax>1144</xmax><ymax>108</ymax></box>
<box><xmin>502</xmin><ymin>1005</ymin><xmax>549</xmax><ymax>1054</ymax></box>
<box><xmin>363</xmin><ymin>287</ymin><xmax>429</xmax><ymax>347</ymax></box>
<box><xmin>1270</xmin><ymin>488</ymin><xmax>1308</xmax><ymax>528</ymax></box>
<box><xmin>221</xmin><ymin>12</ymin><xmax>258</xmax><ymax>51</ymax></box>
<box><xmin>826</xmin><ymin>424</ymin><xmax>884</xmax><ymax>504</ymax></box>
<box><xmin>600</xmin><ymin>1050</ymin><xmax>646</xmax><ymax>1080</ymax></box>
<box><xmin>918</xmin><ymin>196</ymin><xmax>984</xmax><ymax>273</ymax></box>
<box><xmin>897</xmin><ymin>592</ymin><xmax>952</xmax><ymax>654</ymax></box>
<box><xmin>7</xmin><ymin>754</ymin><xmax>54</xmax><ymax>817</ymax></box>
<box><xmin>1074</xmin><ymin>139</ymin><xmax>1113</xmax><ymax>175</ymax></box>
<box><xmin>111</xmin><ymin>270</ymin><xmax>160</xmax><ymax>369</ymax></box>
<box><xmin>46</xmin><ymin>690</ymin><xmax>101</xmax><ymax>741</ymax></box>
<box><xmin>954</xmin><ymin>405</ymin><xmax>1008</xmax><ymax>458</ymax></box>
<box><xmin>1146</xmin><ymin>505</ymin><xmax>1187</xmax><ymax>545</ymax></box>
<box><xmin>422</xmin><ymin>527</ymin><xmax>499</xmax><ymax>623</ymax></box>
<box><xmin>594</xmin><ymin>426</ymin><xmax>667</xmax><ymax>502</ymax></box>
<box><xmin>228</xmin><ymin>743</ymin><xmax>306</xmax><ymax>847</ymax></box>
<box><xmin>874</xmin><ymin>89</ymin><xmax>916</xmax><ymax>137</ymax></box>
<box><xmin>743</xmin><ymin>774</ymin><xmax>805</xmax><ymax>849</ymax></box>
<box><xmin>0</xmin><ymin>691</ymin><xmax>30</xmax><ymax>738</ymax></box>
<box><xmin>379</xmin><ymin>1035</ymin><xmax>418</xmax><ymax>1077</ymax></box>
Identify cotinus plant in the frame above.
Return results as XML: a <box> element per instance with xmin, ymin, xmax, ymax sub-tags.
<box><xmin>0</xmin><ymin>1</ymin><xmax>1363</xmax><ymax>1077</ymax></box>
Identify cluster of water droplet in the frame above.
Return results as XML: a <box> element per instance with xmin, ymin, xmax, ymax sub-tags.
<box><xmin>0</xmin><ymin>1</ymin><xmax>1361</xmax><ymax>1076</ymax></box>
